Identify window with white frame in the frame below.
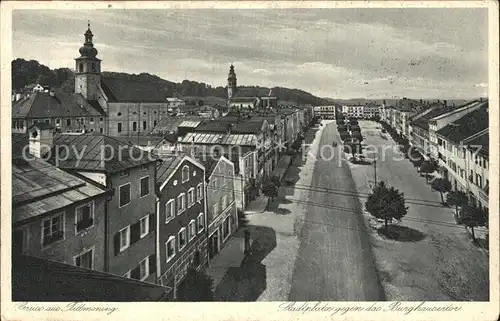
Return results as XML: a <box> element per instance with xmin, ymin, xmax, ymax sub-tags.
<box><xmin>177</xmin><ymin>193</ymin><xmax>186</xmax><ymax>214</ymax></box>
<box><xmin>75</xmin><ymin>202</ymin><xmax>94</xmax><ymax>233</ymax></box>
<box><xmin>119</xmin><ymin>183</ymin><xmax>131</xmax><ymax>207</ymax></box>
<box><xmin>182</xmin><ymin>165</ymin><xmax>190</xmax><ymax>183</ymax></box>
<box><xmin>166</xmin><ymin>236</ymin><xmax>176</xmax><ymax>262</ymax></box>
<box><xmin>188</xmin><ymin>188</ymin><xmax>195</xmax><ymax>207</ymax></box>
<box><xmin>189</xmin><ymin>220</ymin><xmax>196</xmax><ymax>240</ymax></box>
<box><xmin>178</xmin><ymin>227</ymin><xmax>187</xmax><ymax>250</ymax></box>
<box><xmin>140</xmin><ymin>176</ymin><xmax>150</xmax><ymax>197</ymax></box>
<box><xmin>165</xmin><ymin>199</ymin><xmax>175</xmax><ymax>222</ymax></box>
<box><xmin>139</xmin><ymin>257</ymin><xmax>149</xmax><ymax>281</ymax></box>
<box><xmin>140</xmin><ymin>215</ymin><xmax>149</xmax><ymax>238</ymax></box>
<box><xmin>197</xmin><ymin>213</ymin><xmax>205</xmax><ymax>233</ymax></box>
<box><xmin>119</xmin><ymin>226</ymin><xmax>131</xmax><ymax>252</ymax></box>
<box><xmin>74</xmin><ymin>248</ymin><xmax>94</xmax><ymax>270</ymax></box>
<box><xmin>42</xmin><ymin>213</ymin><xmax>64</xmax><ymax>246</ymax></box>
<box><xmin>213</xmin><ymin>203</ymin><xmax>219</xmax><ymax>217</ymax></box>
<box><xmin>197</xmin><ymin>183</ymin><xmax>203</xmax><ymax>201</ymax></box>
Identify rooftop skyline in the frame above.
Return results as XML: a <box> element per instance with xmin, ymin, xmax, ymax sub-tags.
<box><xmin>13</xmin><ymin>8</ymin><xmax>488</xmax><ymax>99</ymax></box>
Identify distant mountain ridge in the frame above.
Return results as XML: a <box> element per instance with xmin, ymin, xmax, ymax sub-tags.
<box><xmin>12</xmin><ymin>58</ymin><xmax>331</xmax><ymax>106</ymax></box>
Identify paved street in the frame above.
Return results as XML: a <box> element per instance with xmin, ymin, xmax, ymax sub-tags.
<box><xmin>209</xmin><ymin>119</ymin><xmax>488</xmax><ymax>301</ymax></box>
<box><xmin>288</xmin><ymin>120</ymin><xmax>385</xmax><ymax>301</ymax></box>
<box><xmin>348</xmin><ymin>120</ymin><xmax>489</xmax><ymax>300</ymax></box>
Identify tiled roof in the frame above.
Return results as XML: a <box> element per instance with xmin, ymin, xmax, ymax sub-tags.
<box><xmin>437</xmin><ymin>103</ymin><xmax>489</xmax><ymax>144</ymax></box>
<box><xmin>12</xmin><ymin>91</ymin><xmax>106</xmax><ymax>118</ymax></box>
<box><xmin>156</xmin><ymin>154</ymin><xmax>184</xmax><ymax>187</ymax></box>
<box><xmin>466</xmin><ymin>131</ymin><xmax>489</xmax><ymax>157</ymax></box>
<box><xmin>12</xmin><ymin>157</ymin><xmax>107</xmax><ymax>223</ymax></box>
<box><xmin>180</xmin><ymin>132</ymin><xmax>257</xmax><ymax>146</ymax></box>
<box><xmin>101</xmin><ymin>76</ymin><xmax>169</xmax><ymax>103</ymax></box>
<box><xmin>12</xmin><ymin>255</ymin><xmax>172</xmax><ymax>301</ymax></box>
<box><xmin>49</xmin><ymin>133</ymin><xmax>157</xmax><ymax>173</ymax></box>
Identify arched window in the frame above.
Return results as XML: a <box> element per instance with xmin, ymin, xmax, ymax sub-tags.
<box><xmin>79</xmin><ymin>63</ymin><xmax>83</xmax><ymax>73</ymax></box>
<box><xmin>181</xmin><ymin>165</ymin><xmax>189</xmax><ymax>183</ymax></box>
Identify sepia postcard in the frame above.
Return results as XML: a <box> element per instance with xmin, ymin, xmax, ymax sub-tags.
<box><xmin>1</xmin><ymin>1</ymin><xmax>499</xmax><ymax>321</ymax></box>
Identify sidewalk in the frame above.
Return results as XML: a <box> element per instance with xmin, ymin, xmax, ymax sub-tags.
<box><xmin>245</xmin><ymin>154</ymin><xmax>293</xmax><ymax>215</ymax></box>
<box><xmin>206</xmin><ymin>229</ymin><xmax>247</xmax><ymax>289</ymax></box>
<box><xmin>245</xmin><ymin>196</ymin><xmax>269</xmax><ymax>215</ymax></box>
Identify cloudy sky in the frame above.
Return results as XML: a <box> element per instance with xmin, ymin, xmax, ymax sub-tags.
<box><xmin>13</xmin><ymin>8</ymin><xmax>488</xmax><ymax>99</ymax></box>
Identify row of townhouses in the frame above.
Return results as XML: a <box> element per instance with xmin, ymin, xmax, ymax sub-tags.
<box><xmin>11</xmin><ymin>23</ymin><xmax>317</xmax><ymax>300</ymax></box>
<box><xmin>12</xmin><ymin>124</ymin><xmax>239</xmax><ymax>299</ymax></box>
<box><xmin>379</xmin><ymin>98</ymin><xmax>489</xmax><ymax>213</ymax></box>
<box><xmin>313</xmin><ymin>103</ymin><xmax>381</xmax><ymax>120</ymax></box>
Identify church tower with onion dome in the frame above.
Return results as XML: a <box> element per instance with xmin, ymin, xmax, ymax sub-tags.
<box><xmin>75</xmin><ymin>21</ymin><xmax>101</xmax><ymax>100</ymax></box>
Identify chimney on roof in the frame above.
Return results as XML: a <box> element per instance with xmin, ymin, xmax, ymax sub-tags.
<box><xmin>480</xmin><ymin>97</ymin><xmax>483</xmax><ymax>102</ymax></box>
<box><xmin>29</xmin><ymin>124</ymin><xmax>54</xmax><ymax>158</ymax></box>
<box><xmin>443</xmin><ymin>100</ymin><xmax>447</xmax><ymax>107</ymax></box>
<box><xmin>49</xmin><ymin>89</ymin><xmax>56</xmax><ymax>97</ymax></box>
<box><xmin>420</xmin><ymin>99</ymin><xmax>423</xmax><ymax>104</ymax></box>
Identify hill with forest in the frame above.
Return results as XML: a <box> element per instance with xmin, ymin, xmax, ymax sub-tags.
<box><xmin>12</xmin><ymin>58</ymin><xmax>331</xmax><ymax>106</ymax></box>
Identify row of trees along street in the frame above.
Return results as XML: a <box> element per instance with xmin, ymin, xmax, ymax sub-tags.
<box><xmin>337</xmin><ymin>115</ymin><xmax>365</xmax><ymax>161</ymax></box>
<box><xmin>369</xmin><ymin>119</ymin><xmax>489</xmax><ymax>244</ymax></box>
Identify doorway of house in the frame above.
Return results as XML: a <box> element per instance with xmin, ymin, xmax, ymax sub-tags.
<box><xmin>208</xmin><ymin>230</ymin><xmax>220</xmax><ymax>260</ymax></box>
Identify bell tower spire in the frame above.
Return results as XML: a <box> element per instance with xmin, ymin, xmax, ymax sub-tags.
<box><xmin>75</xmin><ymin>21</ymin><xmax>101</xmax><ymax>100</ymax></box>
<box><xmin>227</xmin><ymin>63</ymin><xmax>237</xmax><ymax>100</ymax></box>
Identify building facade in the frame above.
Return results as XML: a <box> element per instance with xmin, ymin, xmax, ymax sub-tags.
<box><xmin>342</xmin><ymin>105</ymin><xmax>364</xmax><ymax>119</ymax></box>
<box><xmin>203</xmin><ymin>156</ymin><xmax>238</xmax><ymax>260</ymax></box>
<box><xmin>313</xmin><ymin>105</ymin><xmax>336</xmax><ymax>119</ymax></box>
<box><xmin>436</xmin><ymin>104</ymin><xmax>489</xmax><ymax>212</ymax></box>
<box><xmin>156</xmin><ymin>154</ymin><xmax>208</xmax><ymax>294</ymax></box>
<box><xmin>12</xmin><ymin>139</ymin><xmax>109</xmax><ymax>272</ymax></box>
<box><xmin>46</xmin><ymin>132</ymin><xmax>159</xmax><ymax>282</ymax></box>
